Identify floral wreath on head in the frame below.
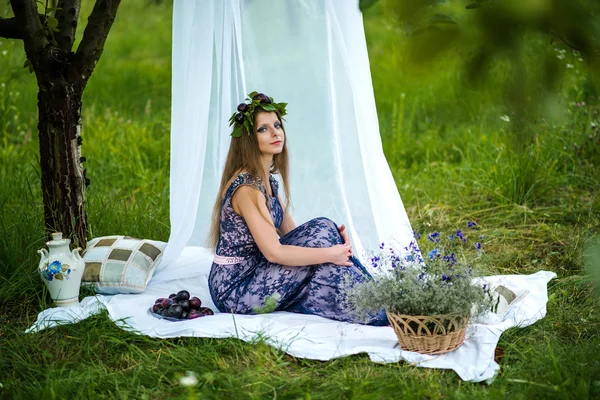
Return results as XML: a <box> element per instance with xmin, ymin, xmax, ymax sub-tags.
<box><xmin>229</xmin><ymin>91</ymin><xmax>288</xmax><ymax>138</ymax></box>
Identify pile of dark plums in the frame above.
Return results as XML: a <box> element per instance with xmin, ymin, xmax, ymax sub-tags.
<box><xmin>152</xmin><ymin>290</ymin><xmax>214</xmax><ymax>319</ymax></box>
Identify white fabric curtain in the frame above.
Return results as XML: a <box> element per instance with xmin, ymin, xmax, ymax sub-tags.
<box><xmin>164</xmin><ymin>0</ymin><xmax>415</xmax><ymax>272</ymax></box>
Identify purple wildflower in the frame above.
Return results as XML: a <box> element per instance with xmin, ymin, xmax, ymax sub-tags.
<box><xmin>413</xmin><ymin>231</ymin><xmax>421</xmax><ymax>240</ymax></box>
<box><xmin>408</xmin><ymin>241</ymin><xmax>422</xmax><ymax>253</ymax></box>
<box><xmin>379</xmin><ymin>242</ymin><xmax>385</xmax><ymax>249</ymax></box>
<box><xmin>468</xmin><ymin>220</ymin><xmax>477</xmax><ymax>229</ymax></box>
<box><xmin>474</xmin><ymin>242</ymin><xmax>482</xmax><ymax>251</ymax></box>
<box><xmin>456</xmin><ymin>230</ymin><xmax>466</xmax><ymax>242</ymax></box>
<box><xmin>428</xmin><ymin>249</ymin><xmax>440</xmax><ymax>260</ymax></box>
<box><xmin>370</xmin><ymin>255</ymin><xmax>381</xmax><ymax>268</ymax></box>
<box><xmin>427</xmin><ymin>232</ymin><xmax>440</xmax><ymax>243</ymax></box>
<box><xmin>443</xmin><ymin>253</ymin><xmax>457</xmax><ymax>266</ymax></box>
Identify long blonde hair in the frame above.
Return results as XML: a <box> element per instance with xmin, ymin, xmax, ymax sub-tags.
<box><xmin>207</xmin><ymin>110</ymin><xmax>292</xmax><ymax>249</ymax></box>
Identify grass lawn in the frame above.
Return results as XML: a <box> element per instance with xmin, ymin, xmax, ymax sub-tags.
<box><xmin>1</xmin><ymin>0</ymin><xmax>599</xmax><ymax>398</ymax></box>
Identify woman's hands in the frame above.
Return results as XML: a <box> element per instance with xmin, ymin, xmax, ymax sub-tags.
<box><xmin>327</xmin><ymin>223</ymin><xmax>353</xmax><ymax>266</ymax></box>
<box><xmin>328</xmin><ymin>244</ymin><xmax>353</xmax><ymax>266</ymax></box>
<box><xmin>338</xmin><ymin>224</ymin><xmax>351</xmax><ymax>248</ymax></box>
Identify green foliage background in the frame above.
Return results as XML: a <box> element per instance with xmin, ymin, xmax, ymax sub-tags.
<box><xmin>1</xmin><ymin>0</ymin><xmax>599</xmax><ymax>398</ymax></box>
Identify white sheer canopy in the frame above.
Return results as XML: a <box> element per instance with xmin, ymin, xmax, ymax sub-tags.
<box><xmin>164</xmin><ymin>0</ymin><xmax>415</xmax><ymax>271</ymax></box>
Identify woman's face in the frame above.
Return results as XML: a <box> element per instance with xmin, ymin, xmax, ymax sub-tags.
<box><xmin>254</xmin><ymin>111</ymin><xmax>285</xmax><ymax>156</ymax></box>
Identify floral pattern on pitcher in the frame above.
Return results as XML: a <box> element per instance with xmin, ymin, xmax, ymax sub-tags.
<box><xmin>41</xmin><ymin>260</ymin><xmax>71</xmax><ymax>281</ymax></box>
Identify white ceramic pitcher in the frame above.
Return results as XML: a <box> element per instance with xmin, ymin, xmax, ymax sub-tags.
<box><xmin>38</xmin><ymin>232</ymin><xmax>85</xmax><ymax>307</ymax></box>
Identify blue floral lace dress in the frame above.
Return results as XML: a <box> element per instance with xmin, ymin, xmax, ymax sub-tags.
<box><xmin>208</xmin><ymin>171</ymin><xmax>388</xmax><ymax>326</ymax></box>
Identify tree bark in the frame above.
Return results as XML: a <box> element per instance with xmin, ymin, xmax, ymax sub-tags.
<box><xmin>2</xmin><ymin>0</ymin><xmax>120</xmax><ymax>248</ymax></box>
<box><xmin>8</xmin><ymin>0</ymin><xmax>48</xmax><ymax>66</ymax></box>
<box><xmin>55</xmin><ymin>0</ymin><xmax>82</xmax><ymax>53</ymax></box>
<box><xmin>37</xmin><ymin>71</ymin><xmax>88</xmax><ymax>248</ymax></box>
<box><xmin>75</xmin><ymin>0</ymin><xmax>121</xmax><ymax>82</ymax></box>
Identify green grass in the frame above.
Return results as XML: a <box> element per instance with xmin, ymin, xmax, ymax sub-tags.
<box><xmin>1</xmin><ymin>0</ymin><xmax>600</xmax><ymax>398</ymax></box>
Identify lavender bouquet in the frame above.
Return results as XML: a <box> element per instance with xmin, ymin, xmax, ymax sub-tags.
<box><xmin>343</xmin><ymin>221</ymin><xmax>493</xmax><ymax>322</ymax></box>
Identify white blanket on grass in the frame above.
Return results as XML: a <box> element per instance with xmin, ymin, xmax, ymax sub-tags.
<box><xmin>26</xmin><ymin>246</ymin><xmax>556</xmax><ymax>383</ymax></box>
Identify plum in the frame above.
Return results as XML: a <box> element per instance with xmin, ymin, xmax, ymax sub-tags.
<box><xmin>189</xmin><ymin>297</ymin><xmax>201</xmax><ymax>310</ymax></box>
<box><xmin>167</xmin><ymin>304</ymin><xmax>183</xmax><ymax>318</ymax></box>
<box><xmin>252</xmin><ymin>93</ymin><xmax>270</xmax><ymax>103</ymax></box>
<box><xmin>237</xmin><ymin>103</ymin><xmax>249</xmax><ymax>112</ymax></box>
<box><xmin>168</xmin><ymin>293</ymin><xmax>177</xmax><ymax>299</ymax></box>
<box><xmin>200</xmin><ymin>307</ymin><xmax>214</xmax><ymax>316</ymax></box>
<box><xmin>176</xmin><ymin>290</ymin><xmax>190</xmax><ymax>302</ymax></box>
<box><xmin>187</xmin><ymin>310</ymin><xmax>203</xmax><ymax>319</ymax></box>
<box><xmin>179</xmin><ymin>300</ymin><xmax>191</xmax><ymax>311</ymax></box>
<box><xmin>160</xmin><ymin>298</ymin><xmax>172</xmax><ymax>309</ymax></box>
<box><xmin>152</xmin><ymin>303</ymin><xmax>161</xmax><ymax>313</ymax></box>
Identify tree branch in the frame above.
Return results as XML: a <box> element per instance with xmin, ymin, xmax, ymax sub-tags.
<box><xmin>55</xmin><ymin>0</ymin><xmax>82</xmax><ymax>53</ymax></box>
<box><xmin>549</xmin><ymin>30</ymin><xmax>583</xmax><ymax>54</ymax></box>
<box><xmin>75</xmin><ymin>0</ymin><xmax>121</xmax><ymax>83</ymax></box>
<box><xmin>0</xmin><ymin>17</ymin><xmax>23</xmax><ymax>39</ymax></box>
<box><xmin>9</xmin><ymin>0</ymin><xmax>48</xmax><ymax>65</ymax></box>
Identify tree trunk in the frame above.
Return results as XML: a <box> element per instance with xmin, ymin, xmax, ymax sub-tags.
<box><xmin>3</xmin><ymin>0</ymin><xmax>121</xmax><ymax>248</ymax></box>
<box><xmin>37</xmin><ymin>71</ymin><xmax>88</xmax><ymax>248</ymax></box>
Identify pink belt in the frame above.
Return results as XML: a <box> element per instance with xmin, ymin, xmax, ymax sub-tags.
<box><xmin>213</xmin><ymin>254</ymin><xmax>246</xmax><ymax>265</ymax></box>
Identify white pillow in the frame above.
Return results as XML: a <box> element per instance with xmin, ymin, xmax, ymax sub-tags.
<box><xmin>81</xmin><ymin>235</ymin><xmax>166</xmax><ymax>294</ymax></box>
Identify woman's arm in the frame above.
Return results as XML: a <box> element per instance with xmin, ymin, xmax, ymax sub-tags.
<box><xmin>277</xmin><ymin>194</ymin><xmax>296</xmax><ymax>237</ymax></box>
<box><xmin>232</xmin><ymin>186</ymin><xmax>352</xmax><ymax>267</ymax></box>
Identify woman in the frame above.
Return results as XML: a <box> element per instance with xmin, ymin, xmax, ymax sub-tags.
<box><xmin>207</xmin><ymin>92</ymin><xmax>387</xmax><ymax>326</ymax></box>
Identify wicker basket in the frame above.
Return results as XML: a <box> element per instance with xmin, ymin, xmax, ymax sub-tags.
<box><xmin>386</xmin><ymin>310</ymin><xmax>470</xmax><ymax>355</ymax></box>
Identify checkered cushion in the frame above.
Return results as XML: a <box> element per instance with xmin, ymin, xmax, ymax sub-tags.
<box><xmin>81</xmin><ymin>235</ymin><xmax>167</xmax><ymax>294</ymax></box>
